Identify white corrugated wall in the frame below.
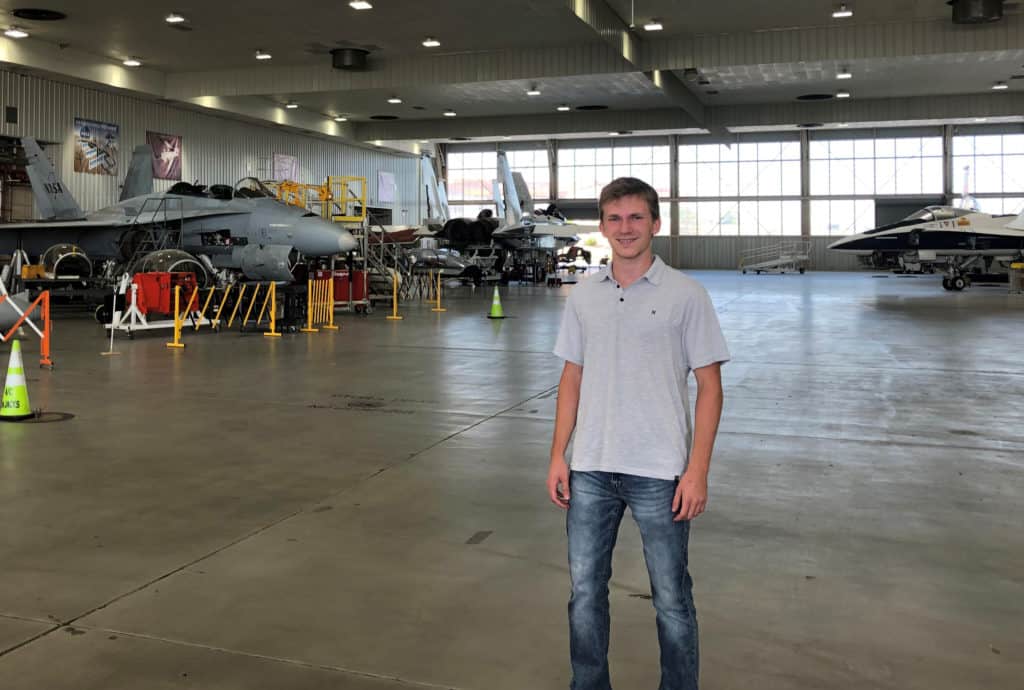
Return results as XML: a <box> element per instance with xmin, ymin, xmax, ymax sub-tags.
<box><xmin>0</xmin><ymin>69</ymin><xmax>422</xmax><ymax>223</ymax></box>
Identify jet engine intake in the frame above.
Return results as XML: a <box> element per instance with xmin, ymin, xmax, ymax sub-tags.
<box><xmin>213</xmin><ymin>244</ymin><xmax>296</xmax><ymax>282</ymax></box>
<box><xmin>138</xmin><ymin>249</ymin><xmax>211</xmax><ymax>287</ymax></box>
<box><xmin>41</xmin><ymin>244</ymin><xmax>92</xmax><ymax>279</ymax></box>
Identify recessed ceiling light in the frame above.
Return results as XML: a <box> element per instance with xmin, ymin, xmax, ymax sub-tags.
<box><xmin>123</xmin><ymin>58</ymin><xmax>142</xmax><ymax>67</ymax></box>
<box><xmin>4</xmin><ymin>27</ymin><xmax>28</xmax><ymax>39</ymax></box>
<box><xmin>422</xmin><ymin>37</ymin><xmax>440</xmax><ymax>48</ymax></box>
<box><xmin>643</xmin><ymin>19</ymin><xmax>663</xmax><ymax>31</ymax></box>
<box><xmin>975</xmin><ymin>117</ymin><xmax>988</xmax><ymax>122</ymax></box>
<box><xmin>165</xmin><ymin>13</ymin><xmax>186</xmax><ymax>24</ymax></box>
<box><xmin>349</xmin><ymin>1</ymin><xmax>373</xmax><ymax>9</ymax></box>
<box><xmin>334</xmin><ymin>116</ymin><xmax>347</xmax><ymax>122</ymax></box>
<box><xmin>836</xmin><ymin>68</ymin><xmax>852</xmax><ymax>80</ymax></box>
<box><xmin>837</xmin><ymin>123</ymin><xmax>850</xmax><ymax>128</ymax></box>
<box><xmin>992</xmin><ymin>82</ymin><xmax>1008</xmax><ymax>90</ymax></box>
<box><xmin>527</xmin><ymin>87</ymin><xmax>541</xmax><ymax>96</ymax></box>
<box><xmin>608</xmin><ymin>131</ymin><xmax>620</xmax><ymax>136</ymax></box>
<box><xmin>557</xmin><ymin>104</ymin><xmax>571</xmax><ymax>111</ymax></box>
<box><xmin>836</xmin><ymin>90</ymin><xmax>851</xmax><ymax>98</ymax></box>
<box><xmin>285</xmin><ymin>102</ymin><xmax>298</xmax><ymax>109</ymax></box>
<box><xmin>832</xmin><ymin>3</ymin><xmax>853</xmax><ymax>19</ymax></box>
<box><xmin>255</xmin><ymin>49</ymin><xmax>272</xmax><ymax>60</ymax></box>
<box><xmin>387</xmin><ymin>96</ymin><xmax>402</xmax><ymax>104</ymax></box>
<box><xmin>419</xmin><ymin>140</ymin><xmax>429</xmax><ymax>144</ymax></box>
<box><xmin>443</xmin><ymin>109</ymin><xmax>457</xmax><ymax>117</ymax></box>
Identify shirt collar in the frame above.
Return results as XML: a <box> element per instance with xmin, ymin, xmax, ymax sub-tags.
<box><xmin>599</xmin><ymin>255</ymin><xmax>666</xmax><ymax>286</ymax></box>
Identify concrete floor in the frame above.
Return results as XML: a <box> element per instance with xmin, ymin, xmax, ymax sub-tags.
<box><xmin>0</xmin><ymin>271</ymin><xmax>1021</xmax><ymax>689</ymax></box>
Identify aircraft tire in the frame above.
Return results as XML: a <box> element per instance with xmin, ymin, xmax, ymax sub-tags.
<box><xmin>942</xmin><ymin>278</ymin><xmax>951</xmax><ymax>290</ymax></box>
<box><xmin>952</xmin><ymin>276</ymin><xmax>967</xmax><ymax>291</ymax></box>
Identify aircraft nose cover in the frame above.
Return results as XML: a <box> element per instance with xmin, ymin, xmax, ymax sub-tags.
<box><xmin>298</xmin><ymin>218</ymin><xmax>357</xmax><ymax>256</ymax></box>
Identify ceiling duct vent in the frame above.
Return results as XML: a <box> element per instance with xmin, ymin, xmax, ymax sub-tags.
<box><xmin>331</xmin><ymin>48</ymin><xmax>369</xmax><ymax>70</ymax></box>
<box><xmin>948</xmin><ymin>0</ymin><xmax>1003</xmax><ymax>24</ymax></box>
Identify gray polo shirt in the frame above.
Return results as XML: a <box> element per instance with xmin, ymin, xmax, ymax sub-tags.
<box><xmin>553</xmin><ymin>256</ymin><xmax>730</xmax><ymax>480</ymax></box>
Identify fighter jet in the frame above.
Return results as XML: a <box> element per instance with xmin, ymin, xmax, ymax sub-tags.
<box><xmin>827</xmin><ymin>205</ymin><xmax>1024</xmax><ymax>290</ymax></box>
<box><xmin>490</xmin><ymin>151</ymin><xmax>578</xmax><ymax>245</ymax></box>
<box><xmin>0</xmin><ymin>138</ymin><xmax>358</xmax><ymax>285</ymax></box>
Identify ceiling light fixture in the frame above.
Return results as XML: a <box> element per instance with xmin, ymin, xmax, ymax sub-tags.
<box><xmin>419</xmin><ymin>140</ymin><xmax>429</xmax><ymax>144</ymax></box>
<box><xmin>333</xmin><ymin>116</ymin><xmax>347</xmax><ymax>122</ymax></box>
<box><xmin>255</xmin><ymin>49</ymin><xmax>272</xmax><ymax>60</ymax></box>
<box><xmin>443</xmin><ymin>109</ymin><xmax>457</xmax><ymax>117</ymax></box>
<box><xmin>526</xmin><ymin>86</ymin><xmax>541</xmax><ymax>96</ymax></box>
<box><xmin>836</xmin><ymin>90</ymin><xmax>851</xmax><ymax>98</ymax></box>
<box><xmin>643</xmin><ymin>19</ymin><xmax>663</xmax><ymax>31</ymax></box>
<box><xmin>836</xmin><ymin>68</ymin><xmax>852</xmax><ymax>80</ymax></box>
<box><xmin>992</xmin><ymin>81</ymin><xmax>1009</xmax><ymax>90</ymax></box>
<box><xmin>975</xmin><ymin>117</ymin><xmax>988</xmax><ymax>122</ymax></box>
<box><xmin>122</xmin><ymin>58</ymin><xmax>142</xmax><ymax>67</ymax></box>
<box><xmin>165</xmin><ymin>12</ymin><xmax>186</xmax><ymax>24</ymax></box>
<box><xmin>349</xmin><ymin>1</ymin><xmax>373</xmax><ymax>9</ymax></box>
<box><xmin>608</xmin><ymin>131</ymin><xmax>620</xmax><ymax>136</ymax></box>
<box><xmin>285</xmin><ymin>102</ymin><xmax>298</xmax><ymax>109</ymax></box>
<box><xmin>5</xmin><ymin>27</ymin><xmax>29</xmax><ymax>39</ymax></box>
<box><xmin>422</xmin><ymin>37</ymin><xmax>440</xmax><ymax>48</ymax></box>
<box><xmin>838</xmin><ymin>123</ymin><xmax>850</xmax><ymax>128</ymax></box>
<box><xmin>557</xmin><ymin>104</ymin><xmax>571</xmax><ymax>111</ymax></box>
<box><xmin>387</xmin><ymin>96</ymin><xmax>402</xmax><ymax>104</ymax></box>
<box><xmin>832</xmin><ymin>3</ymin><xmax>853</xmax><ymax>19</ymax></box>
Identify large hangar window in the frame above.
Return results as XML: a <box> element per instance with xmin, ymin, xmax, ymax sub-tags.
<box><xmin>952</xmin><ymin>132</ymin><xmax>1024</xmax><ymax>215</ymax></box>
<box><xmin>558</xmin><ymin>143</ymin><xmax>671</xmax><ymax>200</ymax></box>
<box><xmin>678</xmin><ymin>138</ymin><xmax>800</xmax><ymax>236</ymax></box>
<box><xmin>505</xmin><ymin>148</ymin><xmax>550</xmax><ymax>202</ymax></box>
<box><xmin>446</xmin><ymin>150</ymin><xmax>498</xmax><ymax>218</ymax></box>
<box><xmin>808</xmin><ymin>131</ymin><xmax>942</xmax><ymax>236</ymax></box>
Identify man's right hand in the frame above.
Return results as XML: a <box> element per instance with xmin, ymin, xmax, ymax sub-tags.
<box><xmin>547</xmin><ymin>456</ymin><xmax>571</xmax><ymax>509</ymax></box>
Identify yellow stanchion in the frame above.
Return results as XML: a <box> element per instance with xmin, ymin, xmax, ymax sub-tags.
<box><xmin>195</xmin><ymin>286</ymin><xmax>217</xmax><ymax>331</ymax></box>
<box><xmin>241</xmin><ymin>284</ymin><xmax>261</xmax><ymax>329</ymax></box>
<box><xmin>432</xmin><ymin>271</ymin><xmax>447</xmax><ymax>313</ymax></box>
<box><xmin>256</xmin><ymin>283</ymin><xmax>272</xmax><ymax>325</ymax></box>
<box><xmin>227</xmin><ymin>284</ymin><xmax>247</xmax><ymax>329</ymax></box>
<box><xmin>323</xmin><ymin>277</ymin><xmax>339</xmax><ymax>331</ymax></box>
<box><xmin>166</xmin><ymin>285</ymin><xmax>185</xmax><ymax>349</ymax></box>
<box><xmin>301</xmin><ymin>279</ymin><xmax>319</xmax><ymax>333</ymax></box>
<box><xmin>265</xmin><ymin>282</ymin><xmax>281</xmax><ymax>337</ymax></box>
<box><xmin>212</xmin><ymin>283</ymin><xmax>233</xmax><ymax>329</ymax></box>
<box><xmin>386</xmin><ymin>272</ymin><xmax>403</xmax><ymax>321</ymax></box>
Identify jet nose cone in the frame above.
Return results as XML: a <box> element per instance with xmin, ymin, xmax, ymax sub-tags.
<box><xmin>338</xmin><ymin>232</ymin><xmax>357</xmax><ymax>253</ymax></box>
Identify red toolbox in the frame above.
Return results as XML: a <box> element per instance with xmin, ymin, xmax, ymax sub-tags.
<box><xmin>315</xmin><ymin>269</ymin><xmax>367</xmax><ymax>302</ymax></box>
<box><xmin>131</xmin><ymin>272</ymin><xmax>198</xmax><ymax>314</ymax></box>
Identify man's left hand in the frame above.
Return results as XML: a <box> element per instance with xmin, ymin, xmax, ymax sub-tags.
<box><xmin>672</xmin><ymin>471</ymin><xmax>708</xmax><ymax>522</ymax></box>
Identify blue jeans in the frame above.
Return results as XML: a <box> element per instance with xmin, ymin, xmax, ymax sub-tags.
<box><xmin>567</xmin><ymin>471</ymin><xmax>699</xmax><ymax>690</ymax></box>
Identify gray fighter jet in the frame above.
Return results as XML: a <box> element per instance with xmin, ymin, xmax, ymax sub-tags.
<box><xmin>0</xmin><ymin>138</ymin><xmax>358</xmax><ymax>284</ymax></box>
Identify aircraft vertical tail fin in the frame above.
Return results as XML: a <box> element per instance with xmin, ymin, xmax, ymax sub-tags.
<box><xmin>497</xmin><ymin>152</ymin><xmax>521</xmax><ymax>225</ymax></box>
<box><xmin>511</xmin><ymin>171</ymin><xmax>533</xmax><ymax>214</ymax></box>
<box><xmin>21</xmin><ymin>137</ymin><xmax>84</xmax><ymax>220</ymax></box>
<box><xmin>120</xmin><ymin>144</ymin><xmax>154</xmax><ymax>201</ymax></box>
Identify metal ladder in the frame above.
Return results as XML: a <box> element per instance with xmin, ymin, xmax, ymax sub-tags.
<box><xmin>121</xmin><ymin>197</ymin><xmax>185</xmax><ymax>275</ymax></box>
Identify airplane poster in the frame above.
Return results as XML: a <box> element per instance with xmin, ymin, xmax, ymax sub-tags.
<box><xmin>73</xmin><ymin>118</ymin><xmax>119</xmax><ymax>176</ymax></box>
<box><xmin>147</xmin><ymin>131</ymin><xmax>182</xmax><ymax>181</ymax></box>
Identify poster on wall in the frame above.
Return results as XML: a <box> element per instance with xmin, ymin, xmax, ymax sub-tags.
<box><xmin>73</xmin><ymin>118</ymin><xmax>119</xmax><ymax>176</ymax></box>
<box><xmin>377</xmin><ymin>170</ymin><xmax>396</xmax><ymax>203</ymax></box>
<box><xmin>147</xmin><ymin>131</ymin><xmax>182</xmax><ymax>181</ymax></box>
<box><xmin>272</xmin><ymin>153</ymin><xmax>298</xmax><ymax>181</ymax></box>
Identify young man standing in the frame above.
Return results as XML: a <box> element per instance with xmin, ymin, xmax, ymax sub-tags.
<box><xmin>548</xmin><ymin>177</ymin><xmax>729</xmax><ymax>690</ymax></box>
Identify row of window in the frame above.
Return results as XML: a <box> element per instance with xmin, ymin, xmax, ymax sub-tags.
<box><xmin>449</xmin><ymin>196</ymin><xmax>1024</xmax><ymax>237</ymax></box>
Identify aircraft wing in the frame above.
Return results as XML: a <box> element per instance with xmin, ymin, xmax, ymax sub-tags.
<box><xmin>0</xmin><ymin>207</ymin><xmax>250</xmax><ymax>232</ymax></box>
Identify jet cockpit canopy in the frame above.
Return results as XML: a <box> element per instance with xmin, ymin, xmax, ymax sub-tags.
<box><xmin>233</xmin><ymin>177</ymin><xmax>275</xmax><ymax>199</ymax></box>
<box><xmin>902</xmin><ymin>206</ymin><xmax>972</xmax><ymax>223</ymax></box>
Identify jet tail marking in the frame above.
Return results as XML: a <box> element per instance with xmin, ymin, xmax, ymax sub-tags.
<box><xmin>21</xmin><ymin>137</ymin><xmax>85</xmax><ymax>221</ymax></box>
<box><xmin>120</xmin><ymin>145</ymin><xmax>154</xmax><ymax>201</ymax></box>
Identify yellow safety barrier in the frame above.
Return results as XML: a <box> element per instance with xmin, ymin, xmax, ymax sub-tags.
<box><xmin>227</xmin><ymin>284</ymin><xmax>248</xmax><ymax>329</ymax></box>
<box><xmin>166</xmin><ymin>285</ymin><xmax>185</xmax><ymax>349</ymax></box>
<box><xmin>432</xmin><ymin>271</ymin><xmax>447</xmax><ymax>313</ymax></box>
<box><xmin>386</xmin><ymin>273</ymin><xmax>403</xmax><ymax>321</ymax></box>
<box><xmin>302</xmin><ymin>278</ymin><xmax>338</xmax><ymax>333</ymax></box>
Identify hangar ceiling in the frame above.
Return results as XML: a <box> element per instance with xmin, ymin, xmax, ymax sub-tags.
<box><xmin>2</xmin><ymin>0</ymin><xmax>1024</xmax><ymax>151</ymax></box>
